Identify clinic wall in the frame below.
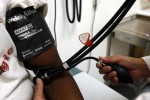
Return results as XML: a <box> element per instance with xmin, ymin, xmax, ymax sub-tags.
<box><xmin>88</xmin><ymin>0</ymin><xmax>150</xmax><ymax>83</ymax></box>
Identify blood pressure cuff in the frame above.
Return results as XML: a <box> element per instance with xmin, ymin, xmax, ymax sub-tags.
<box><xmin>6</xmin><ymin>6</ymin><xmax>55</xmax><ymax>61</ymax></box>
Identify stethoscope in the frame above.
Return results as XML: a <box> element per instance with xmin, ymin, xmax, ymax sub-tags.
<box><xmin>66</xmin><ymin>0</ymin><xmax>82</xmax><ymax>23</ymax></box>
<box><xmin>26</xmin><ymin>0</ymin><xmax>136</xmax><ymax>84</ymax></box>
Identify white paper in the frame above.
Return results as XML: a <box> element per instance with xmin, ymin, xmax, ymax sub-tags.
<box><xmin>73</xmin><ymin>72</ymin><xmax>127</xmax><ymax>100</ymax></box>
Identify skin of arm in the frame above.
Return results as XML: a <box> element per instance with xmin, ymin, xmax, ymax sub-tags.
<box><xmin>96</xmin><ymin>55</ymin><xmax>150</xmax><ymax>84</ymax></box>
<box><xmin>27</xmin><ymin>44</ymin><xmax>84</xmax><ymax>100</ymax></box>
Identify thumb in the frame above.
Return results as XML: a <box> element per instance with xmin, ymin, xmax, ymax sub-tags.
<box><xmin>34</xmin><ymin>78</ymin><xmax>44</xmax><ymax>98</ymax></box>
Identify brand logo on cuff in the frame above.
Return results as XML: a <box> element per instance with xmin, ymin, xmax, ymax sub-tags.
<box><xmin>7</xmin><ymin>8</ymin><xmax>37</xmax><ymax>24</ymax></box>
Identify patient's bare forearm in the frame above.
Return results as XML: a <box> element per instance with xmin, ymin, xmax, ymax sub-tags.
<box><xmin>27</xmin><ymin>44</ymin><xmax>83</xmax><ymax>100</ymax></box>
<box><xmin>44</xmin><ymin>71</ymin><xmax>83</xmax><ymax>100</ymax></box>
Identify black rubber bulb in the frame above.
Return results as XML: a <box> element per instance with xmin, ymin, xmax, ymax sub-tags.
<box><xmin>109</xmin><ymin>64</ymin><xmax>133</xmax><ymax>84</ymax></box>
<box><xmin>94</xmin><ymin>57</ymin><xmax>133</xmax><ymax>84</ymax></box>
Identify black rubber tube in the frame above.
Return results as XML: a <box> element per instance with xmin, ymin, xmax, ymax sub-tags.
<box><xmin>66</xmin><ymin>0</ymin><xmax>76</xmax><ymax>23</ymax></box>
<box><xmin>70</xmin><ymin>0</ymin><xmax>136</xmax><ymax>66</ymax></box>
<box><xmin>66</xmin><ymin>0</ymin><xmax>131</xmax><ymax>65</ymax></box>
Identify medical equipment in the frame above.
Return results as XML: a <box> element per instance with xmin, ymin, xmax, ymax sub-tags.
<box><xmin>6</xmin><ymin>0</ymin><xmax>136</xmax><ymax>85</ymax></box>
<box><xmin>66</xmin><ymin>0</ymin><xmax>82</xmax><ymax>23</ymax></box>
<box><xmin>6</xmin><ymin>7</ymin><xmax>54</xmax><ymax>61</ymax></box>
<box><xmin>31</xmin><ymin>0</ymin><xmax>135</xmax><ymax>84</ymax></box>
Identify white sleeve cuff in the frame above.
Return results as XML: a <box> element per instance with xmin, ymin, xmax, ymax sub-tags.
<box><xmin>142</xmin><ymin>56</ymin><xmax>150</xmax><ymax>83</ymax></box>
<box><xmin>7</xmin><ymin>0</ymin><xmax>48</xmax><ymax>17</ymax></box>
<box><xmin>142</xmin><ymin>56</ymin><xmax>150</xmax><ymax>71</ymax></box>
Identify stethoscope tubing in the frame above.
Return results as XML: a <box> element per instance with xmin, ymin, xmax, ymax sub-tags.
<box><xmin>32</xmin><ymin>0</ymin><xmax>136</xmax><ymax>83</ymax></box>
<box><xmin>66</xmin><ymin>0</ymin><xmax>129</xmax><ymax>65</ymax></box>
<box><xmin>66</xmin><ymin>0</ymin><xmax>82</xmax><ymax>23</ymax></box>
<box><xmin>66</xmin><ymin>0</ymin><xmax>136</xmax><ymax>69</ymax></box>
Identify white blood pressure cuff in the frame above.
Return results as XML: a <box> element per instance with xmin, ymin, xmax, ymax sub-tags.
<box><xmin>6</xmin><ymin>6</ymin><xmax>54</xmax><ymax>61</ymax></box>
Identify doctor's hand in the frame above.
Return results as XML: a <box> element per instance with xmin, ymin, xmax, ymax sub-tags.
<box><xmin>33</xmin><ymin>78</ymin><xmax>45</xmax><ymax>100</ymax></box>
<box><xmin>96</xmin><ymin>55</ymin><xmax>150</xmax><ymax>84</ymax></box>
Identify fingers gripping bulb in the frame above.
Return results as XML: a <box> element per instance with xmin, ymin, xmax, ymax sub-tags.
<box><xmin>99</xmin><ymin>59</ymin><xmax>134</xmax><ymax>84</ymax></box>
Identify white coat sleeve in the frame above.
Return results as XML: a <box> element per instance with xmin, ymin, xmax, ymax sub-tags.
<box><xmin>7</xmin><ymin>0</ymin><xmax>48</xmax><ymax>17</ymax></box>
<box><xmin>136</xmin><ymin>92</ymin><xmax>150</xmax><ymax>100</ymax></box>
<box><xmin>142</xmin><ymin>56</ymin><xmax>150</xmax><ymax>82</ymax></box>
<box><xmin>134</xmin><ymin>56</ymin><xmax>150</xmax><ymax>100</ymax></box>
<box><xmin>142</xmin><ymin>56</ymin><xmax>150</xmax><ymax>71</ymax></box>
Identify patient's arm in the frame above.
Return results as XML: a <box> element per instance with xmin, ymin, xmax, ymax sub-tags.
<box><xmin>27</xmin><ymin>44</ymin><xmax>84</xmax><ymax>100</ymax></box>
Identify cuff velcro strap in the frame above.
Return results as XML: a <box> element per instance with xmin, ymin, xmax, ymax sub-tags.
<box><xmin>24</xmin><ymin>61</ymin><xmax>65</xmax><ymax>85</ymax></box>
